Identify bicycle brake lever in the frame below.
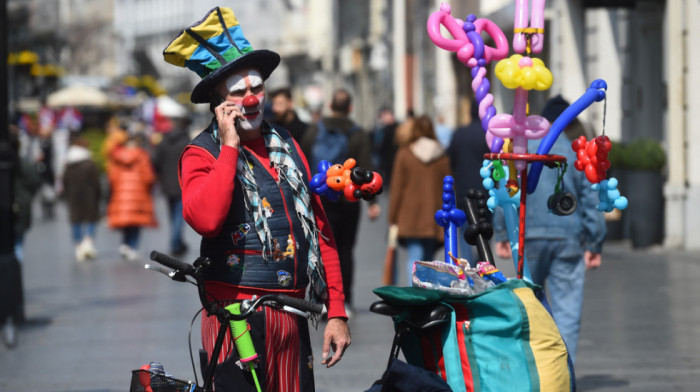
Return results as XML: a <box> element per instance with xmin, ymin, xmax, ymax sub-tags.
<box><xmin>144</xmin><ymin>264</ymin><xmax>188</xmax><ymax>282</ymax></box>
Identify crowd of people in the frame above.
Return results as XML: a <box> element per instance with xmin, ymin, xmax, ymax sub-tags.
<box><xmin>5</xmin><ymin>11</ymin><xmax>604</xmax><ymax>388</ymax></box>
<box><xmin>7</xmin><ymin>81</ymin><xmax>603</xmax><ymax>362</ymax></box>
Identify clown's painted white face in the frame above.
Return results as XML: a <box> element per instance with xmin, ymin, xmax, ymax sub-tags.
<box><xmin>220</xmin><ymin>68</ymin><xmax>265</xmax><ymax>131</ymax></box>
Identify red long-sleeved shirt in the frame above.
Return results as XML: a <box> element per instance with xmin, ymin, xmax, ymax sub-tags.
<box><xmin>180</xmin><ymin>135</ymin><xmax>347</xmax><ymax>319</ymax></box>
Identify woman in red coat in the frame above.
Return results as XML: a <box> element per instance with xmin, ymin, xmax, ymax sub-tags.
<box><xmin>106</xmin><ymin>133</ymin><xmax>157</xmax><ymax>260</ymax></box>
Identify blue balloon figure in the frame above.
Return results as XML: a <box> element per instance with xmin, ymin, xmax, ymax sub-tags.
<box><xmin>309</xmin><ymin>160</ymin><xmax>341</xmax><ymax>202</ymax></box>
<box><xmin>434</xmin><ymin>176</ymin><xmax>467</xmax><ymax>264</ymax></box>
<box><xmin>480</xmin><ymin>160</ymin><xmax>533</xmax><ymax>282</ymax></box>
<box><xmin>592</xmin><ymin>177</ymin><xmax>629</xmax><ymax>212</ymax></box>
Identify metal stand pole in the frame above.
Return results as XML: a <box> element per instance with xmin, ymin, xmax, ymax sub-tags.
<box><xmin>517</xmin><ymin>166</ymin><xmax>528</xmax><ymax>280</ymax></box>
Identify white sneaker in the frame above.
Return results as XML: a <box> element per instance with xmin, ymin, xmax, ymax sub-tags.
<box><xmin>120</xmin><ymin>244</ymin><xmax>139</xmax><ymax>261</ymax></box>
<box><xmin>126</xmin><ymin>248</ymin><xmax>139</xmax><ymax>261</ymax></box>
<box><xmin>82</xmin><ymin>238</ymin><xmax>98</xmax><ymax>259</ymax></box>
<box><xmin>75</xmin><ymin>243</ymin><xmax>87</xmax><ymax>262</ymax></box>
<box><xmin>119</xmin><ymin>244</ymin><xmax>130</xmax><ymax>258</ymax></box>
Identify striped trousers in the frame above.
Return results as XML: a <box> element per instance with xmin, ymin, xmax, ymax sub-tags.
<box><xmin>201</xmin><ymin>304</ymin><xmax>315</xmax><ymax>391</ymax></box>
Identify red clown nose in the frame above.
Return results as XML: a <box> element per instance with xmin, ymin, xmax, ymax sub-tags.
<box><xmin>243</xmin><ymin>95</ymin><xmax>259</xmax><ymax>109</ymax></box>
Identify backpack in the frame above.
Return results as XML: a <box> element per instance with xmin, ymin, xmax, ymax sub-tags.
<box><xmin>310</xmin><ymin>121</ymin><xmax>359</xmax><ymax>172</ymax></box>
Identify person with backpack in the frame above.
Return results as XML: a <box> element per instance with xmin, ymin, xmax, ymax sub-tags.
<box><xmin>301</xmin><ymin>88</ymin><xmax>381</xmax><ymax>317</ymax></box>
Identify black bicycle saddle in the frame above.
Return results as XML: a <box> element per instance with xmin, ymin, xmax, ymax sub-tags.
<box><xmin>370</xmin><ymin>301</ymin><xmax>452</xmax><ymax>331</ymax></box>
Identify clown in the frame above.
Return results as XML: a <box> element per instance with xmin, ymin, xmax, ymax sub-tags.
<box><xmin>164</xmin><ymin>6</ymin><xmax>350</xmax><ymax>391</ymax></box>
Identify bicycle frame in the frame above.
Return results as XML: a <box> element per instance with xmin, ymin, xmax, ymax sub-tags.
<box><xmin>144</xmin><ymin>251</ymin><xmax>322</xmax><ymax>392</ymax></box>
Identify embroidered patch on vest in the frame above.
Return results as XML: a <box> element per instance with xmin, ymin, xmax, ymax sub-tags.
<box><xmin>283</xmin><ymin>234</ymin><xmax>296</xmax><ymax>258</ymax></box>
<box><xmin>271</xmin><ymin>238</ymin><xmax>285</xmax><ymax>261</ymax></box>
<box><xmin>226</xmin><ymin>253</ymin><xmax>240</xmax><ymax>267</ymax></box>
<box><xmin>261</xmin><ymin>197</ymin><xmax>274</xmax><ymax>217</ymax></box>
<box><xmin>231</xmin><ymin>223</ymin><xmax>251</xmax><ymax>245</ymax></box>
<box><xmin>277</xmin><ymin>270</ymin><xmax>291</xmax><ymax>286</ymax></box>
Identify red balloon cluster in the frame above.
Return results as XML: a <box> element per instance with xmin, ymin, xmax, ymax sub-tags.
<box><xmin>571</xmin><ymin>135</ymin><xmax>611</xmax><ymax>184</ymax></box>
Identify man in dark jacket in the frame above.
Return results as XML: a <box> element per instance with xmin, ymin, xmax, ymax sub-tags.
<box><xmin>3</xmin><ymin>125</ymin><xmax>41</xmax><ymax>348</ymax></box>
<box><xmin>372</xmin><ymin>106</ymin><xmax>398</xmax><ymax>189</ymax></box>
<box><xmin>270</xmin><ymin>87</ymin><xmax>308</xmax><ymax>142</ymax></box>
<box><xmin>153</xmin><ymin>116</ymin><xmax>191</xmax><ymax>256</ymax></box>
<box><xmin>447</xmin><ymin>101</ymin><xmax>490</xmax><ymax>264</ymax></box>
<box><xmin>301</xmin><ymin>88</ymin><xmax>381</xmax><ymax>317</ymax></box>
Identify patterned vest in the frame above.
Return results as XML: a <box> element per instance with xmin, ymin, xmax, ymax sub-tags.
<box><xmin>188</xmin><ymin>123</ymin><xmax>310</xmax><ymax>291</ymax></box>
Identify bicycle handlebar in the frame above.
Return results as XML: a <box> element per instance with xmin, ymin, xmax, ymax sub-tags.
<box><xmin>148</xmin><ymin>250</ymin><xmax>324</xmax><ymax>317</ymax></box>
<box><xmin>269</xmin><ymin>294</ymin><xmax>324</xmax><ymax>315</ymax></box>
<box><xmin>149</xmin><ymin>250</ymin><xmax>195</xmax><ymax>276</ymax></box>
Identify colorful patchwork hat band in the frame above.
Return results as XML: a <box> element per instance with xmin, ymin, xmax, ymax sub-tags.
<box><xmin>163</xmin><ymin>7</ymin><xmax>280</xmax><ymax>104</ymax></box>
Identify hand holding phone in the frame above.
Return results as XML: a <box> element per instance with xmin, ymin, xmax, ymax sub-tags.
<box><xmin>215</xmin><ymin>99</ymin><xmax>243</xmax><ymax>148</ymax></box>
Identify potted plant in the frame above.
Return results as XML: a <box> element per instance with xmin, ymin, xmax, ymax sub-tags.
<box><xmin>620</xmin><ymin>138</ymin><xmax>666</xmax><ymax>248</ymax></box>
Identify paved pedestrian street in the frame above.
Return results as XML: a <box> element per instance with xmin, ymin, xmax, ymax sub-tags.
<box><xmin>1</xmin><ymin>195</ymin><xmax>699</xmax><ymax>391</ymax></box>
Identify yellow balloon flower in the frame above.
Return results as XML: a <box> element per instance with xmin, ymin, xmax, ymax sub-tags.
<box><xmin>495</xmin><ymin>54</ymin><xmax>553</xmax><ymax>91</ymax></box>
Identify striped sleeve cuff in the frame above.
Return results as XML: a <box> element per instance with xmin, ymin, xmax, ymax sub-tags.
<box><xmin>326</xmin><ymin>299</ymin><xmax>347</xmax><ymax>320</ymax></box>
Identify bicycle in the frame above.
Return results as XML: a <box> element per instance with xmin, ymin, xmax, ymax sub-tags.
<box><xmin>129</xmin><ymin>250</ymin><xmax>323</xmax><ymax>392</ymax></box>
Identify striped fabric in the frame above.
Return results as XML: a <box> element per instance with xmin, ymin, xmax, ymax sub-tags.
<box><xmin>163</xmin><ymin>7</ymin><xmax>253</xmax><ymax>77</ymax></box>
<box><xmin>202</xmin><ymin>303</ymin><xmax>305</xmax><ymax>392</ymax></box>
<box><xmin>377</xmin><ymin>280</ymin><xmax>573</xmax><ymax>391</ymax></box>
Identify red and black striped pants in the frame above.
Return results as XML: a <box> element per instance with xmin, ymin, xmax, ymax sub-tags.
<box><xmin>201</xmin><ymin>304</ymin><xmax>315</xmax><ymax>392</ymax></box>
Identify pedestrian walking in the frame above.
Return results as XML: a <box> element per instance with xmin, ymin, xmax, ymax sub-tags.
<box><xmin>387</xmin><ymin>115</ymin><xmax>451</xmax><ymax>285</ymax></box>
<box><xmin>152</xmin><ymin>102</ymin><xmax>191</xmax><ymax>256</ymax></box>
<box><xmin>62</xmin><ymin>132</ymin><xmax>101</xmax><ymax>262</ymax></box>
<box><xmin>371</xmin><ymin>106</ymin><xmax>398</xmax><ymax>189</ymax></box>
<box><xmin>301</xmin><ymin>88</ymin><xmax>381</xmax><ymax>317</ymax></box>
<box><xmin>269</xmin><ymin>87</ymin><xmax>308</xmax><ymax>142</ymax></box>
<box><xmin>106</xmin><ymin>132</ymin><xmax>158</xmax><ymax>261</ymax></box>
<box><xmin>494</xmin><ymin>96</ymin><xmax>606</xmax><ymax>363</ymax></box>
<box><xmin>3</xmin><ymin>125</ymin><xmax>41</xmax><ymax>348</ymax></box>
<box><xmin>37</xmin><ymin>101</ymin><xmax>57</xmax><ymax>220</ymax></box>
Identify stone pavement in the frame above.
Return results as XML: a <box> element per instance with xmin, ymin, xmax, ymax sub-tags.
<box><xmin>1</xmin><ymin>193</ymin><xmax>699</xmax><ymax>391</ymax></box>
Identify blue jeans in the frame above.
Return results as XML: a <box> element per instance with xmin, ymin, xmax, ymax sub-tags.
<box><xmin>404</xmin><ymin>238</ymin><xmax>437</xmax><ymax>286</ymax></box>
<box><xmin>168</xmin><ymin>197</ymin><xmax>186</xmax><ymax>252</ymax></box>
<box><xmin>525</xmin><ymin>238</ymin><xmax>585</xmax><ymax>363</ymax></box>
<box><xmin>72</xmin><ymin>222</ymin><xmax>97</xmax><ymax>243</ymax></box>
<box><xmin>122</xmin><ymin>226</ymin><xmax>141</xmax><ymax>249</ymax></box>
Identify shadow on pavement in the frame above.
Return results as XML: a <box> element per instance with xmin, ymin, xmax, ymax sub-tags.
<box><xmin>577</xmin><ymin>374</ymin><xmax>630</xmax><ymax>390</ymax></box>
<box><xmin>19</xmin><ymin>316</ymin><xmax>52</xmax><ymax>330</ymax></box>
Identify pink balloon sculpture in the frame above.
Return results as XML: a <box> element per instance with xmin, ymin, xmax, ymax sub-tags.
<box><xmin>427</xmin><ymin>3</ymin><xmax>509</xmax><ymax>152</ymax></box>
<box><xmin>426</xmin><ymin>3</ymin><xmax>509</xmax><ymax>65</ymax></box>
<box><xmin>513</xmin><ymin>0</ymin><xmax>546</xmax><ymax>54</ymax></box>
<box><xmin>489</xmin><ymin>57</ymin><xmax>551</xmax><ymax>172</ymax></box>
